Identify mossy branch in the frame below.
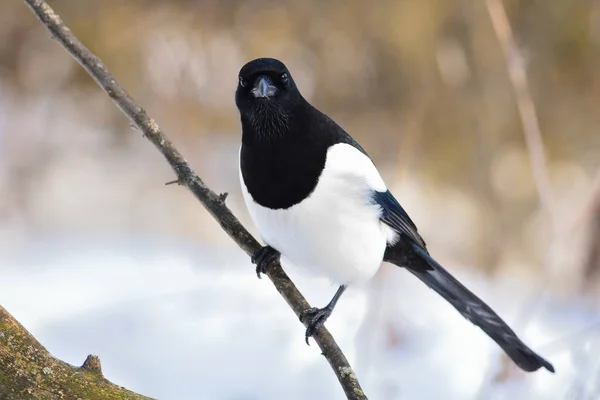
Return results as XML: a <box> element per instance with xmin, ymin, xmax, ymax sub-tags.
<box><xmin>0</xmin><ymin>305</ymin><xmax>153</xmax><ymax>400</ymax></box>
<box><xmin>19</xmin><ymin>0</ymin><xmax>367</xmax><ymax>399</ymax></box>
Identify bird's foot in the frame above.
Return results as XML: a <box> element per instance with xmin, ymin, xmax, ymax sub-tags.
<box><xmin>300</xmin><ymin>306</ymin><xmax>333</xmax><ymax>345</ymax></box>
<box><xmin>251</xmin><ymin>245</ymin><xmax>280</xmax><ymax>278</ymax></box>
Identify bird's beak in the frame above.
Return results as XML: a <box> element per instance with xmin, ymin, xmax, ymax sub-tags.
<box><xmin>251</xmin><ymin>76</ymin><xmax>277</xmax><ymax>98</ymax></box>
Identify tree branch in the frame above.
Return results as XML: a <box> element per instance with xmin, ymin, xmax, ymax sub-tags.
<box><xmin>0</xmin><ymin>305</ymin><xmax>153</xmax><ymax>399</ymax></box>
<box><xmin>485</xmin><ymin>0</ymin><xmax>556</xmax><ymax>228</ymax></box>
<box><xmin>21</xmin><ymin>1</ymin><xmax>367</xmax><ymax>399</ymax></box>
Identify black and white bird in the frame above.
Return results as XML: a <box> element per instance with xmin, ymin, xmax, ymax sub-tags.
<box><xmin>235</xmin><ymin>57</ymin><xmax>554</xmax><ymax>373</ymax></box>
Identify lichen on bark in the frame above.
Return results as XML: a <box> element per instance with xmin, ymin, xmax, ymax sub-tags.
<box><xmin>0</xmin><ymin>305</ymin><xmax>153</xmax><ymax>400</ymax></box>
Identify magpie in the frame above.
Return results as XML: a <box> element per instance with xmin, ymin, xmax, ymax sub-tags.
<box><xmin>235</xmin><ymin>57</ymin><xmax>554</xmax><ymax>373</ymax></box>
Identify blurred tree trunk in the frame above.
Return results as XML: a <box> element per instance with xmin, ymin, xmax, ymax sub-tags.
<box><xmin>583</xmin><ymin>197</ymin><xmax>600</xmax><ymax>291</ymax></box>
<box><xmin>0</xmin><ymin>305</ymin><xmax>152</xmax><ymax>400</ymax></box>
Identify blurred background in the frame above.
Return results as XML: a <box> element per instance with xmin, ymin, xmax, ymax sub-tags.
<box><xmin>1</xmin><ymin>0</ymin><xmax>599</xmax><ymax>399</ymax></box>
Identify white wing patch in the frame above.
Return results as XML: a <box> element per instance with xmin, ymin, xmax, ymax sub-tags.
<box><xmin>327</xmin><ymin>144</ymin><xmax>398</xmax><ymax>245</ymax></box>
<box><xmin>325</xmin><ymin>143</ymin><xmax>387</xmax><ymax>192</ymax></box>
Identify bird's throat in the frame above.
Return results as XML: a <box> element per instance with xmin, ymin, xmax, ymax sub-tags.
<box><xmin>242</xmin><ymin>107</ymin><xmax>291</xmax><ymax>144</ymax></box>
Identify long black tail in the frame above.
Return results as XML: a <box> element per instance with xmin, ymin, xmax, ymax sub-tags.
<box><xmin>384</xmin><ymin>241</ymin><xmax>554</xmax><ymax>373</ymax></box>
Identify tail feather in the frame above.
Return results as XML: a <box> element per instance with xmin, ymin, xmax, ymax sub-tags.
<box><xmin>384</xmin><ymin>241</ymin><xmax>554</xmax><ymax>373</ymax></box>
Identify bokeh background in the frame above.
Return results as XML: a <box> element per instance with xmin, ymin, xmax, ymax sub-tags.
<box><xmin>1</xmin><ymin>0</ymin><xmax>599</xmax><ymax>399</ymax></box>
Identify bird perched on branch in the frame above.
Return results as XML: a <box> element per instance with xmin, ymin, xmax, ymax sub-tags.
<box><xmin>235</xmin><ymin>57</ymin><xmax>554</xmax><ymax>373</ymax></box>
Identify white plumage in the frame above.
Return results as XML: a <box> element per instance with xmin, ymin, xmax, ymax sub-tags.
<box><xmin>240</xmin><ymin>143</ymin><xmax>397</xmax><ymax>285</ymax></box>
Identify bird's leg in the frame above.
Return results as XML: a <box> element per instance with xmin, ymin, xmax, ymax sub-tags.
<box><xmin>300</xmin><ymin>285</ymin><xmax>347</xmax><ymax>344</ymax></box>
<box><xmin>251</xmin><ymin>245</ymin><xmax>280</xmax><ymax>278</ymax></box>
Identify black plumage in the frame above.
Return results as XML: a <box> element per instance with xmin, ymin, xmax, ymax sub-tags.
<box><xmin>237</xmin><ymin>59</ymin><xmax>367</xmax><ymax>209</ymax></box>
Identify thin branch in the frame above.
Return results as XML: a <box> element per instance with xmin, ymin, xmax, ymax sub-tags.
<box><xmin>21</xmin><ymin>1</ymin><xmax>367</xmax><ymax>399</ymax></box>
<box><xmin>485</xmin><ymin>0</ymin><xmax>556</xmax><ymax>228</ymax></box>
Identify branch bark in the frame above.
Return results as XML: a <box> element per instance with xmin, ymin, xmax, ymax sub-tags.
<box><xmin>20</xmin><ymin>1</ymin><xmax>367</xmax><ymax>399</ymax></box>
<box><xmin>0</xmin><ymin>305</ymin><xmax>153</xmax><ymax>399</ymax></box>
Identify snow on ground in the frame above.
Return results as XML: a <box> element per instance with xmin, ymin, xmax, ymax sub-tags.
<box><xmin>0</xmin><ymin>234</ymin><xmax>597</xmax><ymax>399</ymax></box>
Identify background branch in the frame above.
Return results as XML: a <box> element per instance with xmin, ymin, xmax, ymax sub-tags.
<box><xmin>20</xmin><ymin>0</ymin><xmax>367</xmax><ymax>399</ymax></box>
<box><xmin>484</xmin><ymin>0</ymin><xmax>556</xmax><ymax>227</ymax></box>
<box><xmin>476</xmin><ymin>0</ymin><xmax>557</xmax><ymax>392</ymax></box>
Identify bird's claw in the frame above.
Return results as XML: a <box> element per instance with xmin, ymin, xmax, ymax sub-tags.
<box><xmin>300</xmin><ymin>306</ymin><xmax>332</xmax><ymax>345</ymax></box>
<box><xmin>251</xmin><ymin>245</ymin><xmax>280</xmax><ymax>278</ymax></box>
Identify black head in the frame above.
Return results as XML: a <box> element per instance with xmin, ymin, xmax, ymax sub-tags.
<box><xmin>235</xmin><ymin>58</ymin><xmax>303</xmax><ymax>139</ymax></box>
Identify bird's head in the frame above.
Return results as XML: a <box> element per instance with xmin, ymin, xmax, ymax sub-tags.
<box><xmin>235</xmin><ymin>58</ymin><xmax>302</xmax><ymax>139</ymax></box>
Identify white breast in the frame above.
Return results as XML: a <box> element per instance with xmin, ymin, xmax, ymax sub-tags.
<box><xmin>240</xmin><ymin>143</ymin><xmax>395</xmax><ymax>285</ymax></box>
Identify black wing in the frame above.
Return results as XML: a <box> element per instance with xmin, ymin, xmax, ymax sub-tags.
<box><xmin>373</xmin><ymin>190</ymin><xmax>427</xmax><ymax>249</ymax></box>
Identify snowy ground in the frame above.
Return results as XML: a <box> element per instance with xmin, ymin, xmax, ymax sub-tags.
<box><xmin>0</xmin><ymin>234</ymin><xmax>598</xmax><ymax>399</ymax></box>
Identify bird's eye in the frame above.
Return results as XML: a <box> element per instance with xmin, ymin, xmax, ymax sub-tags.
<box><xmin>239</xmin><ymin>76</ymin><xmax>246</xmax><ymax>87</ymax></box>
<box><xmin>280</xmin><ymin>73</ymin><xmax>289</xmax><ymax>84</ymax></box>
